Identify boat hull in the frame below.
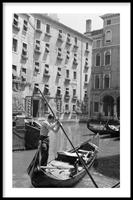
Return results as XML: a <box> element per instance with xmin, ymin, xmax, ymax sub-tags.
<box><xmin>28</xmin><ymin>139</ymin><xmax>98</xmax><ymax>188</ymax></box>
<box><xmin>31</xmin><ymin>155</ymin><xmax>96</xmax><ymax>187</ymax></box>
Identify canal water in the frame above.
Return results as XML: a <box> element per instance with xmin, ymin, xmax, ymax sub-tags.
<box><xmin>13</xmin><ymin>122</ymin><xmax>120</xmax><ymax>188</ymax></box>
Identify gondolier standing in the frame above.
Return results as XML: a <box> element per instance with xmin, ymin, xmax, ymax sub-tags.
<box><xmin>39</xmin><ymin>114</ymin><xmax>60</xmax><ymax>166</ymax></box>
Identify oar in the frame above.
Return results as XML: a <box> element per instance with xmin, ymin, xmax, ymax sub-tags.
<box><xmin>27</xmin><ymin>142</ymin><xmax>41</xmax><ymax>175</ymax></box>
<box><xmin>112</xmin><ymin>181</ymin><xmax>120</xmax><ymax>188</ymax></box>
<box><xmin>36</xmin><ymin>86</ymin><xmax>99</xmax><ymax>188</ymax></box>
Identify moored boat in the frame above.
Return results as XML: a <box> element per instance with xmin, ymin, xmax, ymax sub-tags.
<box><xmin>27</xmin><ymin>139</ymin><xmax>99</xmax><ymax>187</ymax></box>
<box><xmin>87</xmin><ymin>119</ymin><xmax>120</xmax><ymax>136</ymax></box>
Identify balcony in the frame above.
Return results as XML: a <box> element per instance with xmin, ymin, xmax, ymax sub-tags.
<box><xmin>84</xmin><ymin>95</ymin><xmax>88</xmax><ymax>102</ymax></box>
<box><xmin>57</xmin><ymin>54</ymin><xmax>63</xmax><ymax>61</ymax></box>
<box><xmin>57</xmin><ymin>33</ymin><xmax>63</xmax><ymax>42</ymax></box>
<box><xmin>72</xmin><ymin>95</ymin><xmax>77</xmax><ymax>101</ymax></box>
<box><xmin>85</xmin><ymin>49</ymin><xmax>90</xmax><ymax>54</ymax></box>
<box><xmin>43</xmin><ymin>70</ymin><xmax>50</xmax><ymax>78</ymax></box>
<box><xmin>21</xmin><ymin>49</ymin><xmax>28</xmax><ymax>60</ymax></box>
<box><xmin>73</xmin><ymin>44</ymin><xmax>79</xmax><ymax>50</ymax></box>
<box><xmin>45</xmin><ymin>47</ymin><xmax>50</xmax><ymax>53</ymax></box>
<box><xmin>64</xmin><ymin>110</ymin><xmax>70</xmax><ymax>114</ymax></box>
<box><xmin>84</xmin><ymin>62</ymin><xmax>89</xmax><ymax>69</ymax></box>
<box><xmin>56</xmin><ymin>93</ymin><xmax>62</xmax><ymax>99</ymax></box>
<box><xmin>66</xmin><ymin>38</ymin><xmax>72</xmax><ymax>46</ymax></box>
<box><xmin>35</xmin><ymin>28</ymin><xmax>42</xmax><ymax>33</ymax></box>
<box><xmin>34</xmin><ymin>45</ymin><xmax>41</xmax><ymax>54</ymax></box>
<box><xmin>43</xmin><ymin>91</ymin><xmax>50</xmax><ymax>97</ymax></box>
<box><xmin>64</xmin><ymin>94</ymin><xmax>70</xmax><ymax>100</ymax></box>
<box><xmin>64</xmin><ymin>77</ymin><xmax>70</xmax><ymax>83</ymax></box>
<box><xmin>12</xmin><ymin>22</ymin><xmax>20</xmax><ymax>31</ymax></box>
<box><xmin>57</xmin><ymin>71</ymin><xmax>61</xmax><ymax>78</ymax></box>
<box><xmin>45</xmin><ymin>32</ymin><xmax>52</xmax><ymax>38</ymax></box>
<box><xmin>84</xmin><ymin>81</ymin><xmax>88</xmax><ymax>86</ymax></box>
<box><xmin>73</xmin><ymin>59</ymin><xmax>78</xmax><ymax>67</ymax></box>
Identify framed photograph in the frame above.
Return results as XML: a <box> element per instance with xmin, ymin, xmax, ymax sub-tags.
<box><xmin>3</xmin><ymin>2</ymin><xmax>131</xmax><ymax>198</ymax></box>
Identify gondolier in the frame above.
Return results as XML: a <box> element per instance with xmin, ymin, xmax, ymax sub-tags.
<box><xmin>39</xmin><ymin>114</ymin><xmax>60</xmax><ymax>166</ymax></box>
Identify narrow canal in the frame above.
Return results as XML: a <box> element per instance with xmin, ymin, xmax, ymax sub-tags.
<box><xmin>13</xmin><ymin>122</ymin><xmax>120</xmax><ymax>188</ymax></box>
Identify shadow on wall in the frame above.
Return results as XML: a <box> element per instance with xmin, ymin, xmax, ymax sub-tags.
<box><xmin>93</xmin><ymin>154</ymin><xmax>120</xmax><ymax>180</ymax></box>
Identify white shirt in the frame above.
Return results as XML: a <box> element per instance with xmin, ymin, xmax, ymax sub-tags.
<box><xmin>40</xmin><ymin>120</ymin><xmax>58</xmax><ymax>137</ymax></box>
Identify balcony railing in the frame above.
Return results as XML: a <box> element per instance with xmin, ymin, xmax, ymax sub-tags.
<box><xmin>12</xmin><ymin>21</ymin><xmax>20</xmax><ymax>31</ymax></box>
<box><xmin>64</xmin><ymin>94</ymin><xmax>70</xmax><ymax>100</ymax></box>
<box><xmin>34</xmin><ymin>45</ymin><xmax>41</xmax><ymax>54</ymax></box>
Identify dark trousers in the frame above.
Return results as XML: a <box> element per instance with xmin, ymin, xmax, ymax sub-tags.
<box><xmin>40</xmin><ymin>137</ymin><xmax>49</xmax><ymax>166</ymax></box>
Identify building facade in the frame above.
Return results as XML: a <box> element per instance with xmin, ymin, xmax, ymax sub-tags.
<box><xmin>12</xmin><ymin>13</ymin><xmax>92</xmax><ymax>121</ymax></box>
<box><xmin>84</xmin><ymin>13</ymin><xmax>120</xmax><ymax>120</ymax></box>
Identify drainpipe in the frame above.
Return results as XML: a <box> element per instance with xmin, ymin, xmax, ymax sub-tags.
<box><xmin>80</xmin><ymin>40</ymin><xmax>83</xmax><ymax>102</ymax></box>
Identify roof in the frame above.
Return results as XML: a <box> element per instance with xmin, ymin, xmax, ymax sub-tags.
<box><xmin>31</xmin><ymin>13</ymin><xmax>93</xmax><ymax>42</ymax></box>
<box><xmin>100</xmin><ymin>13</ymin><xmax>120</xmax><ymax>19</ymax></box>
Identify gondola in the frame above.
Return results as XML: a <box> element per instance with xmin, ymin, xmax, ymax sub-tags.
<box><xmin>25</xmin><ymin>119</ymin><xmax>42</xmax><ymax>149</ymax></box>
<box><xmin>27</xmin><ymin>139</ymin><xmax>99</xmax><ymax>187</ymax></box>
<box><xmin>87</xmin><ymin>119</ymin><xmax>120</xmax><ymax>136</ymax></box>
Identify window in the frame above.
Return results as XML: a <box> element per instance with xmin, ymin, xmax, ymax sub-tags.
<box><xmin>66</xmin><ymin>51</ymin><xmax>70</xmax><ymax>60</ymax></box>
<box><xmin>23</xmin><ymin>20</ymin><xmax>28</xmax><ymax>31</ymax></box>
<box><xmin>65</xmin><ymin>88</ymin><xmax>69</xmax><ymax>97</ymax></box>
<box><xmin>96</xmin><ymin>53</ymin><xmax>100</xmax><ymax>66</ymax></box>
<box><xmin>73</xmin><ymin>71</ymin><xmax>77</xmax><ymax>80</ymax></box>
<box><xmin>13</xmin><ymin>14</ymin><xmax>19</xmax><ymax>27</ymax></box>
<box><xmin>44</xmin><ymin>64</ymin><xmax>49</xmax><ymax>74</ymax></box>
<box><xmin>104</xmin><ymin>75</ymin><xmax>110</xmax><ymax>89</ymax></box>
<box><xmin>84</xmin><ymin>91</ymin><xmax>87</xmax><ymax>98</ymax></box>
<box><xmin>74</xmin><ymin>37</ymin><xmax>77</xmax><ymax>45</ymax></box>
<box><xmin>45</xmin><ymin>43</ymin><xmax>50</xmax><ymax>53</ymax></box>
<box><xmin>85</xmin><ymin>74</ymin><xmax>88</xmax><ymax>82</ymax></box>
<box><xmin>107</xmin><ymin>19</ymin><xmax>111</xmax><ymax>25</ymax></box>
<box><xmin>12</xmin><ymin>65</ymin><xmax>17</xmax><ymax>71</ymax></box>
<box><xmin>57</xmin><ymin>67</ymin><xmax>61</xmax><ymax>77</ymax></box>
<box><xmin>73</xmin><ymin>89</ymin><xmax>76</xmax><ymax>96</ymax></box>
<box><xmin>66</xmin><ymin>33</ymin><xmax>71</xmax><ymax>43</ymax></box>
<box><xmin>94</xmin><ymin>102</ymin><xmax>99</xmax><ymax>112</ymax></box>
<box><xmin>105</xmin><ymin>51</ymin><xmax>111</xmax><ymax>65</ymax></box>
<box><xmin>34</xmin><ymin>62</ymin><xmax>40</xmax><ymax>73</ymax></box>
<box><xmin>35</xmin><ymin>40</ymin><xmax>41</xmax><ymax>51</ymax></box>
<box><xmin>36</xmin><ymin>19</ymin><xmax>41</xmax><ymax>30</ymax></box>
<box><xmin>58</xmin><ymin>30</ymin><xmax>63</xmax><ymax>39</ymax></box>
<box><xmin>44</xmin><ymin>84</ymin><xmax>49</xmax><ymax>95</ymax></box>
<box><xmin>65</xmin><ymin>104</ymin><xmax>69</xmax><ymax>110</ymax></box>
<box><xmin>46</xmin><ymin>24</ymin><xmax>50</xmax><ymax>33</ymax></box>
<box><xmin>23</xmin><ymin>43</ymin><xmax>27</xmax><ymax>48</ymax></box>
<box><xmin>12</xmin><ymin>38</ymin><xmax>18</xmax><ymax>52</ymax></box>
<box><xmin>86</xmin><ymin>43</ymin><xmax>89</xmax><ymax>50</ymax></box>
<box><xmin>96</xmin><ymin>40</ymin><xmax>101</xmax><ymax>48</ymax></box>
<box><xmin>95</xmin><ymin>75</ymin><xmax>100</xmax><ymax>89</ymax></box>
<box><xmin>22</xmin><ymin>67</ymin><xmax>26</xmax><ymax>73</ymax></box>
<box><xmin>66</xmin><ymin>70</ymin><xmax>69</xmax><ymax>78</ymax></box>
<box><xmin>105</xmin><ymin>30</ymin><xmax>112</xmax><ymax>43</ymax></box>
<box><xmin>57</xmin><ymin>86</ymin><xmax>61</xmax><ymax>96</ymax></box>
<box><xmin>12</xmin><ymin>65</ymin><xmax>17</xmax><ymax>79</ymax></box>
<box><xmin>73</xmin><ymin>105</ymin><xmax>76</xmax><ymax>111</ymax></box>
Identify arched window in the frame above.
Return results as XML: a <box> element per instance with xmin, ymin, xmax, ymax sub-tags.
<box><xmin>105</xmin><ymin>30</ymin><xmax>112</xmax><ymax>43</ymax></box>
<box><xmin>105</xmin><ymin>51</ymin><xmax>111</xmax><ymax>65</ymax></box>
<box><xmin>104</xmin><ymin>75</ymin><xmax>110</xmax><ymax>89</ymax></box>
<box><xmin>96</xmin><ymin>53</ymin><xmax>100</xmax><ymax>66</ymax></box>
<box><xmin>95</xmin><ymin>75</ymin><xmax>100</xmax><ymax>89</ymax></box>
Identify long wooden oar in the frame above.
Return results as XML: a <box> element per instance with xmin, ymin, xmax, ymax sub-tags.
<box><xmin>27</xmin><ymin>142</ymin><xmax>41</xmax><ymax>175</ymax></box>
<box><xmin>36</xmin><ymin>86</ymin><xmax>99</xmax><ymax>188</ymax></box>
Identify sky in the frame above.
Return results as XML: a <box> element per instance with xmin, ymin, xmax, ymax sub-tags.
<box><xmin>57</xmin><ymin>14</ymin><xmax>103</xmax><ymax>34</ymax></box>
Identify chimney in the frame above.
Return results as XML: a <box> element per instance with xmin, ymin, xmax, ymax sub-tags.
<box><xmin>86</xmin><ymin>19</ymin><xmax>92</xmax><ymax>32</ymax></box>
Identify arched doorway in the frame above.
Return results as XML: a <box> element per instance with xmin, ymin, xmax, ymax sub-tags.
<box><xmin>103</xmin><ymin>95</ymin><xmax>114</xmax><ymax>117</ymax></box>
<box><xmin>117</xmin><ymin>96</ymin><xmax>120</xmax><ymax>119</ymax></box>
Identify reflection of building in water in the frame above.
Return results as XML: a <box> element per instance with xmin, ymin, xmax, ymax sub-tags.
<box><xmin>12</xmin><ymin>13</ymin><xmax>93</xmax><ymax>121</ymax></box>
<box><xmin>84</xmin><ymin>14</ymin><xmax>120</xmax><ymax>120</ymax></box>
